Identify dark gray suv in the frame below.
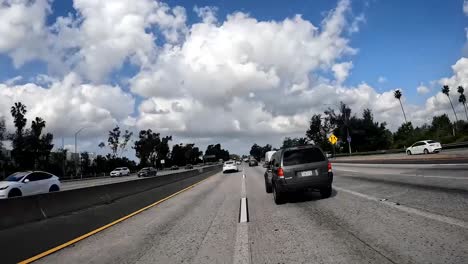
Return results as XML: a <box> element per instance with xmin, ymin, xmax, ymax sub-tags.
<box><xmin>264</xmin><ymin>145</ymin><xmax>333</xmax><ymax>204</ymax></box>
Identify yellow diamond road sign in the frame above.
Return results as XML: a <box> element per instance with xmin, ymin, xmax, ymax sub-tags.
<box><xmin>328</xmin><ymin>134</ymin><xmax>338</xmax><ymax>145</ymax></box>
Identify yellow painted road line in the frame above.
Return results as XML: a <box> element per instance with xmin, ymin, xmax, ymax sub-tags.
<box><xmin>18</xmin><ymin>175</ymin><xmax>215</xmax><ymax>264</ymax></box>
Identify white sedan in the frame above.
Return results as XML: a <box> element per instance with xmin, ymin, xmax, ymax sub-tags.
<box><xmin>0</xmin><ymin>171</ymin><xmax>61</xmax><ymax>199</ymax></box>
<box><xmin>406</xmin><ymin>140</ymin><xmax>442</xmax><ymax>155</ymax></box>
<box><xmin>223</xmin><ymin>161</ymin><xmax>239</xmax><ymax>173</ymax></box>
<box><xmin>110</xmin><ymin>167</ymin><xmax>130</xmax><ymax>177</ymax></box>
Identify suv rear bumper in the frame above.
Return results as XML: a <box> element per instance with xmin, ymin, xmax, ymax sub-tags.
<box><xmin>275</xmin><ymin>172</ymin><xmax>333</xmax><ymax>192</ymax></box>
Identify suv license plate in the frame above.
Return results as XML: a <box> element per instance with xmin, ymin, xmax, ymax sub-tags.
<box><xmin>301</xmin><ymin>170</ymin><xmax>316</xmax><ymax>177</ymax></box>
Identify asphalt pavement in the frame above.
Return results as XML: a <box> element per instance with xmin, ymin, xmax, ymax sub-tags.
<box><xmin>33</xmin><ymin>163</ymin><xmax>468</xmax><ymax>264</ymax></box>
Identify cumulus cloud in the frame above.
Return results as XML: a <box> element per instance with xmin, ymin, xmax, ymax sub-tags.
<box><xmin>0</xmin><ymin>0</ymin><xmax>188</xmax><ymax>82</ymax></box>
<box><xmin>0</xmin><ymin>73</ymin><xmax>135</xmax><ymax>138</ymax></box>
<box><xmin>349</xmin><ymin>13</ymin><xmax>365</xmax><ymax>34</ymax></box>
<box><xmin>3</xmin><ymin>0</ymin><xmax>463</xmax><ymax>155</ymax></box>
<box><xmin>416</xmin><ymin>84</ymin><xmax>430</xmax><ymax>95</ymax></box>
<box><xmin>131</xmin><ymin>0</ymin><xmax>355</xmax><ymax>108</ymax></box>
<box><xmin>48</xmin><ymin>0</ymin><xmax>188</xmax><ymax>82</ymax></box>
<box><xmin>332</xmin><ymin>62</ymin><xmax>353</xmax><ymax>84</ymax></box>
<box><xmin>0</xmin><ymin>0</ymin><xmax>50</xmax><ymax>66</ymax></box>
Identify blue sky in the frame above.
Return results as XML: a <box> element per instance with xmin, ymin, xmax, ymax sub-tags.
<box><xmin>0</xmin><ymin>0</ymin><xmax>467</xmax><ymax>155</ymax></box>
<box><xmin>1</xmin><ymin>0</ymin><xmax>466</xmax><ymax>105</ymax></box>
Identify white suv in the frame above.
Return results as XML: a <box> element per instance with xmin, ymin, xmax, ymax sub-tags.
<box><xmin>110</xmin><ymin>167</ymin><xmax>130</xmax><ymax>177</ymax></box>
<box><xmin>0</xmin><ymin>171</ymin><xmax>61</xmax><ymax>199</ymax></box>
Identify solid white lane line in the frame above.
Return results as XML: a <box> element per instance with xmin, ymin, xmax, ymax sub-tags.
<box><xmin>240</xmin><ymin>198</ymin><xmax>248</xmax><ymax>223</ymax></box>
<box><xmin>334</xmin><ymin>163</ymin><xmax>468</xmax><ymax>169</ymax></box>
<box><xmin>334</xmin><ymin>186</ymin><xmax>468</xmax><ymax>229</ymax></box>
<box><xmin>334</xmin><ymin>169</ymin><xmax>468</xmax><ymax>180</ymax></box>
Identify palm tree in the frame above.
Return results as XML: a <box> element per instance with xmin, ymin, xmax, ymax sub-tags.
<box><xmin>458</xmin><ymin>86</ymin><xmax>468</xmax><ymax>121</ymax></box>
<box><xmin>442</xmin><ymin>85</ymin><xmax>459</xmax><ymax>124</ymax></box>
<box><xmin>31</xmin><ymin>117</ymin><xmax>46</xmax><ymax>137</ymax></box>
<box><xmin>393</xmin><ymin>89</ymin><xmax>407</xmax><ymax>123</ymax></box>
<box><xmin>10</xmin><ymin>102</ymin><xmax>27</xmax><ymax>135</ymax></box>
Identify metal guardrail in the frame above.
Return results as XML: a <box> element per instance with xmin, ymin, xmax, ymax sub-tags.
<box><xmin>333</xmin><ymin>141</ymin><xmax>468</xmax><ymax>157</ymax></box>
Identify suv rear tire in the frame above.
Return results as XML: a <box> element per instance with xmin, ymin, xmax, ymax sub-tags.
<box><xmin>320</xmin><ymin>185</ymin><xmax>332</xmax><ymax>198</ymax></box>
<box><xmin>273</xmin><ymin>184</ymin><xmax>285</xmax><ymax>204</ymax></box>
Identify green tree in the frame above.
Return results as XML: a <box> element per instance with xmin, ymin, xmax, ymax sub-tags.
<box><xmin>393</xmin><ymin>122</ymin><xmax>415</xmax><ymax>148</ymax></box>
<box><xmin>306</xmin><ymin>114</ymin><xmax>334</xmax><ymax>150</ymax></box>
<box><xmin>429</xmin><ymin>114</ymin><xmax>453</xmax><ymax>139</ymax></box>
<box><xmin>205</xmin><ymin>144</ymin><xmax>230</xmax><ymax>161</ymax></box>
<box><xmin>0</xmin><ymin>118</ymin><xmax>5</xmax><ymax>152</ymax></box>
<box><xmin>133</xmin><ymin>129</ymin><xmax>161</xmax><ymax>167</ymax></box>
<box><xmin>458</xmin><ymin>86</ymin><xmax>468</xmax><ymax>121</ymax></box>
<box><xmin>155</xmin><ymin>136</ymin><xmax>172</xmax><ymax>168</ymax></box>
<box><xmin>349</xmin><ymin>109</ymin><xmax>392</xmax><ymax>151</ymax></box>
<box><xmin>80</xmin><ymin>152</ymin><xmax>91</xmax><ymax>175</ymax></box>
<box><xmin>119</xmin><ymin>130</ymin><xmax>133</xmax><ymax>157</ymax></box>
<box><xmin>394</xmin><ymin>89</ymin><xmax>408</xmax><ymax>124</ymax></box>
<box><xmin>281</xmin><ymin>137</ymin><xmax>308</xmax><ymax>149</ymax></box>
<box><xmin>249</xmin><ymin>144</ymin><xmax>263</xmax><ymax>160</ymax></box>
<box><xmin>108</xmin><ymin>126</ymin><xmax>121</xmax><ymax>157</ymax></box>
<box><xmin>10</xmin><ymin>102</ymin><xmax>28</xmax><ymax>167</ymax></box>
<box><xmin>442</xmin><ymin>85</ymin><xmax>459</xmax><ymax>124</ymax></box>
<box><xmin>249</xmin><ymin>144</ymin><xmax>272</xmax><ymax>161</ymax></box>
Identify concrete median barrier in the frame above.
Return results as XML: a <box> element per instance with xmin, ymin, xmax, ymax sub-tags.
<box><xmin>0</xmin><ymin>165</ymin><xmax>221</xmax><ymax>230</ymax></box>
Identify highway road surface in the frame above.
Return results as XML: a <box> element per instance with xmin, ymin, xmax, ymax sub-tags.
<box><xmin>32</xmin><ymin>163</ymin><xmax>467</xmax><ymax>264</ymax></box>
<box><xmin>61</xmin><ymin>166</ymin><xmax>211</xmax><ymax>191</ymax></box>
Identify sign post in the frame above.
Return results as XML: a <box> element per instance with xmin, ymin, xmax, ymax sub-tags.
<box><xmin>328</xmin><ymin>134</ymin><xmax>338</xmax><ymax>158</ymax></box>
<box><xmin>347</xmin><ymin>134</ymin><xmax>352</xmax><ymax>155</ymax></box>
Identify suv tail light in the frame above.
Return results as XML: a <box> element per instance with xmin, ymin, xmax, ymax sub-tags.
<box><xmin>277</xmin><ymin>167</ymin><xmax>284</xmax><ymax>178</ymax></box>
<box><xmin>327</xmin><ymin>162</ymin><xmax>332</xmax><ymax>172</ymax></box>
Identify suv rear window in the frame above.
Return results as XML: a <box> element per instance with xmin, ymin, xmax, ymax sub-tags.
<box><xmin>283</xmin><ymin>148</ymin><xmax>325</xmax><ymax>166</ymax></box>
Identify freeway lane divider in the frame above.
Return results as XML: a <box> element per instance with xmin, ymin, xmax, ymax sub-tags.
<box><xmin>234</xmin><ymin>172</ymin><xmax>250</xmax><ymax>264</ymax></box>
<box><xmin>0</xmin><ymin>166</ymin><xmax>221</xmax><ymax>264</ymax></box>
<box><xmin>0</xmin><ymin>165</ymin><xmax>220</xmax><ymax>230</ymax></box>
<box><xmin>18</xmin><ymin>174</ymin><xmax>216</xmax><ymax>264</ymax></box>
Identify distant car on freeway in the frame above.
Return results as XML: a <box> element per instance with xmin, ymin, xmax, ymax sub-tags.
<box><xmin>0</xmin><ymin>171</ymin><xmax>61</xmax><ymax>199</ymax></box>
<box><xmin>406</xmin><ymin>140</ymin><xmax>442</xmax><ymax>155</ymax></box>
<box><xmin>137</xmin><ymin>167</ymin><xmax>157</xmax><ymax>177</ymax></box>
<box><xmin>236</xmin><ymin>161</ymin><xmax>241</xmax><ymax>165</ymax></box>
<box><xmin>249</xmin><ymin>159</ymin><xmax>258</xmax><ymax>167</ymax></box>
<box><xmin>223</xmin><ymin>161</ymin><xmax>239</xmax><ymax>173</ymax></box>
<box><xmin>170</xmin><ymin>165</ymin><xmax>179</xmax><ymax>170</ymax></box>
<box><xmin>266</xmin><ymin>145</ymin><xmax>333</xmax><ymax>204</ymax></box>
<box><xmin>184</xmin><ymin>164</ymin><xmax>194</xmax><ymax>169</ymax></box>
<box><xmin>110</xmin><ymin>167</ymin><xmax>130</xmax><ymax>177</ymax></box>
